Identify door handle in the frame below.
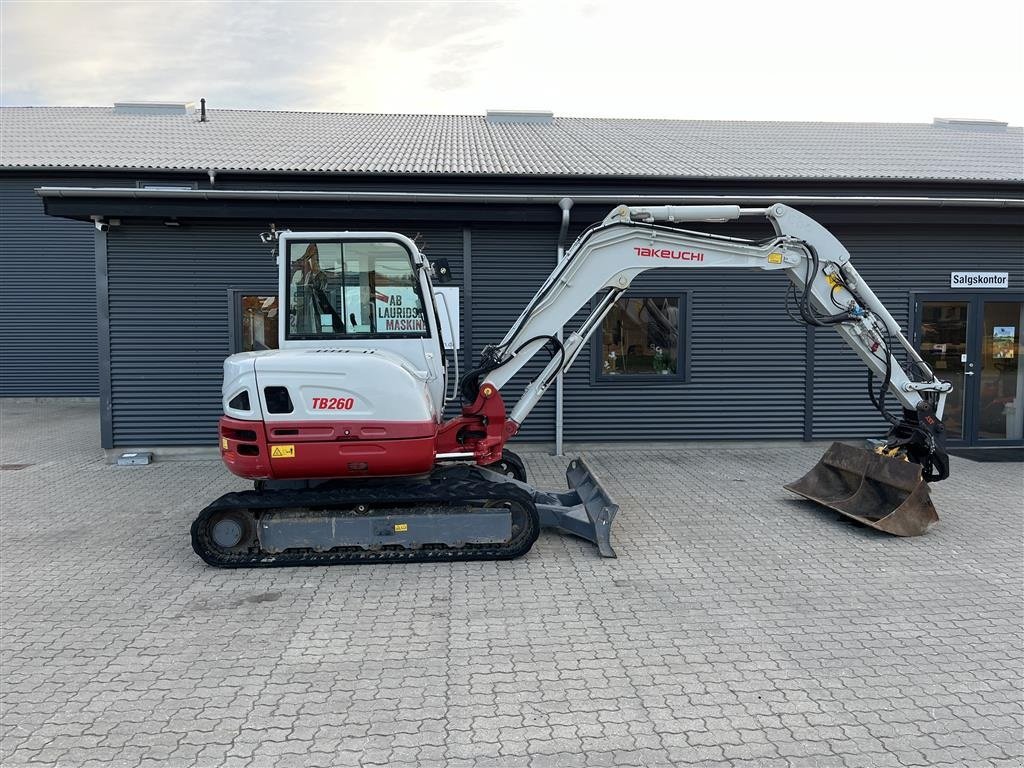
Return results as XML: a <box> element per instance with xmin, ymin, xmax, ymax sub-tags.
<box><xmin>964</xmin><ymin>371</ymin><xmax>976</xmax><ymax>376</ymax></box>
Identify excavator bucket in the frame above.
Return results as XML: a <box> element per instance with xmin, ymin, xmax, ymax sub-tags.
<box><xmin>784</xmin><ymin>442</ymin><xmax>938</xmax><ymax>536</ymax></box>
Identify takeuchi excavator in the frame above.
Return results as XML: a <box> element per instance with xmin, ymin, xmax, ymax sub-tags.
<box><xmin>191</xmin><ymin>204</ymin><xmax>952</xmax><ymax>568</ymax></box>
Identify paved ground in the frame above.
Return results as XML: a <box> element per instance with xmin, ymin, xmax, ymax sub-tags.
<box><xmin>1</xmin><ymin>400</ymin><xmax>1021</xmax><ymax>768</ymax></box>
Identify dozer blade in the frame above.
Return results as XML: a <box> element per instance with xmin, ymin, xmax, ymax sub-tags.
<box><xmin>530</xmin><ymin>457</ymin><xmax>619</xmax><ymax>557</ymax></box>
<box><xmin>784</xmin><ymin>441</ymin><xmax>938</xmax><ymax>536</ymax></box>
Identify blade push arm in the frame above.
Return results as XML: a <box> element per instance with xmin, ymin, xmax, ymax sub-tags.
<box><xmin>462</xmin><ymin>204</ymin><xmax>951</xmax><ymax>479</ymax></box>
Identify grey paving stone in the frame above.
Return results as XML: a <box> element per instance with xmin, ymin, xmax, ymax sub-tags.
<box><xmin>1</xmin><ymin>399</ymin><xmax>1022</xmax><ymax>768</ymax></box>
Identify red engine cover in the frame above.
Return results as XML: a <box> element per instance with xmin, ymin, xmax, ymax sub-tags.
<box><xmin>220</xmin><ymin>416</ymin><xmax>437</xmax><ymax>480</ymax></box>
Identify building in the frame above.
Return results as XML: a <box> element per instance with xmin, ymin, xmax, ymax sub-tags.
<box><xmin>1</xmin><ymin>103</ymin><xmax>1022</xmax><ymax>451</ymax></box>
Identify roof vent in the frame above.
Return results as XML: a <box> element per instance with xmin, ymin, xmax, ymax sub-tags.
<box><xmin>486</xmin><ymin>109</ymin><xmax>554</xmax><ymax>125</ymax></box>
<box><xmin>933</xmin><ymin>117</ymin><xmax>1008</xmax><ymax>130</ymax></box>
<box><xmin>114</xmin><ymin>102</ymin><xmax>195</xmax><ymax>116</ymax></box>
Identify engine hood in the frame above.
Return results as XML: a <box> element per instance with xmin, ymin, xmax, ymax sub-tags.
<box><xmin>222</xmin><ymin>348</ymin><xmax>438</xmax><ymax>424</ymax></box>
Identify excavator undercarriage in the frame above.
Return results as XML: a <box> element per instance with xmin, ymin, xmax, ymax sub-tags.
<box><xmin>192</xmin><ymin>454</ymin><xmax>618</xmax><ymax>567</ymax></box>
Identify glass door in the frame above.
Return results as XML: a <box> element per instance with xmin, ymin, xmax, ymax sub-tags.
<box><xmin>917</xmin><ymin>300</ymin><xmax>970</xmax><ymax>441</ymax></box>
<box><xmin>915</xmin><ymin>294</ymin><xmax>1024</xmax><ymax>446</ymax></box>
<box><xmin>978</xmin><ymin>300</ymin><xmax>1023</xmax><ymax>442</ymax></box>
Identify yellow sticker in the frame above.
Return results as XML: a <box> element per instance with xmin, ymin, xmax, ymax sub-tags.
<box><xmin>271</xmin><ymin>445</ymin><xmax>295</xmax><ymax>459</ymax></box>
<box><xmin>221</xmin><ymin>437</ymin><xmax>229</xmax><ymax>450</ymax></box>
<box><xmin>767</xmin><ymin>252</ymin><xmax>784</xmax><ymax>264</ymax></box>
<box><xmin>826</xmin><ymin>273</ymin><xmax>841</xmax><ymax>287</ymax></box>
<box><xmin>394</xmin><ymin>523</ymin><xmax>408</xmax><ymax>532</ymax></box>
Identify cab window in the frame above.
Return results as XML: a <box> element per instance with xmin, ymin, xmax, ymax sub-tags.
<box><xmin>286</xmin><ymin>240</ymin><xmax>428</xmax><ymax>339</ymax></box>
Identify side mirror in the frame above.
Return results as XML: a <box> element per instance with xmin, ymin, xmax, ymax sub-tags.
<box><xmin>431</xmin><ymin>258</ymin><xmax>452</xmax><ymax>283</ymax></box>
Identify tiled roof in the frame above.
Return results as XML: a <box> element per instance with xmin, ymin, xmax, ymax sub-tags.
<box><xmin>1</xmin><ymin>107</ymin><xmax>1021</xmax><ymax>182</ymax></box>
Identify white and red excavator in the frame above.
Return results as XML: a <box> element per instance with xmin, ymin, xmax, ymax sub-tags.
<box><xmin>191</xmin><ymin>203</ymin><xmax>952</xmax><ymax>568</ymax></box>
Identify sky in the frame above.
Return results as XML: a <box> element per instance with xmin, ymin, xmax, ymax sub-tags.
<box><xmin>2</xmin><ymin>0</ymin><xmax>1023</xmax><ymax>125</ymax></box>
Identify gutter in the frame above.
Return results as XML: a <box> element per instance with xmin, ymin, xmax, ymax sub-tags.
<box><xmin>34</xmin><ymin>187</ymin><xmax>1024</xmax><ymax>207</ymax></box>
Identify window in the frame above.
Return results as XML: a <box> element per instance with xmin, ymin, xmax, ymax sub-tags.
<box><xmin>597</xmin><ymin>295</ymin><xmax>686</xmax><ymax>380</ymax></box>
<box><xmin>286</xmin><ymin>240</ymin><xmax>428</xmax><ymax>340</ymax></box>
<box><xmin>228</xmin><ymin>290</ymin><xmax>280</xmax><ymax>354</ymax></box>
<box><xmin>240</xmin><ymin>295</ymin><xmax>279</xmax><ymax>351</ymax></box>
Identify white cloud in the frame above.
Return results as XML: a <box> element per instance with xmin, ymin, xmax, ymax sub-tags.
<box><xmin>2</xmin><ymin>0</ymin><xmax>1022</xmax><ymax>124</ymax></box>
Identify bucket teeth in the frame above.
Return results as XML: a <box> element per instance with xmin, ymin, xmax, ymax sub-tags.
<box><xmin>785</xmin><ymin>442</ymin><xmax>939</xmax><ymax>537</ymax></box>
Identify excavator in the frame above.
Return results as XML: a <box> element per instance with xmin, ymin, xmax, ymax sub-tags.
<box><xmin>191</xmin><ymin>203</ymin><xmax>952</xmax><ymax>568</ymax></box>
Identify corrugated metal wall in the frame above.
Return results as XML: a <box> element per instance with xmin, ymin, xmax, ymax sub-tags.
<box><xmin>102</xmin><ymin>217</ymin><xmax>1023</xmax><ymax>447</ymax></box>
<box><xmin>105</xmin><ymin>220</ymin><xmax>463</xmax><ymax>446</ymax></box>
<box><xmin>811</xmin><ymin>224</ymin><xmax>1024</xmax><ymax>438</ymax></box>
<box><xmin>469</xmin><ymin>224</ymin><xmax>559</xmax><ymax>440</ymax></box>
<box><xmin>8</xmin><ymin>168</ymin><xmax>1020</xmax><ymax>448</ymax></box>
<box><xmin>0</xmin><ymin>176</ymin><xmax>104</xmax><ymax>395</ymax></box>
<box><xmin>561</xmin><ymin>251</ymin><xmax>806</xmax><ymax>441</ymax></box>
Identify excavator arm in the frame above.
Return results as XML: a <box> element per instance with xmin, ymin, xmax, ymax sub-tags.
<box><xmin>460</xmin><ymin>203</ymin><xmax>952</xmax><ymax>484</ymax></box>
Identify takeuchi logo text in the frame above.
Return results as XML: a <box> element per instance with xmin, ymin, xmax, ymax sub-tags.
<box><xmin>634</xmin><ymin>247</ymin><xmax>705</xmax><ymax>261</ymax></box>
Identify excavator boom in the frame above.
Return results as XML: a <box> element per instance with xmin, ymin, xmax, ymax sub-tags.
<box><xmin>459</xmin><ymin>203</ymin><xmax>951</xmax><ymax>535</ymax></box>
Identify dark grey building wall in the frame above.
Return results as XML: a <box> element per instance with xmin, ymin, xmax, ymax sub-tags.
<box><xmin>559</xmin><ymin>222</ymin><xmax>1023</xmax><ymax>442</ymax></box>
<box><xmin>101</xmin><ymin>214</ymin><xmax>1023</xmax><ymax>448</ymax></box>
<box><xmin>809</xmin><ymin>224</ymin><xmax>1024</xmax><ymax>438</ymax></box>
<box><xmin>562</xmin><ymin>249</ymin><xmax>805</xmax><ymax>441</ymax></box>
<box><xmin>0</xmin><ymin>175</ymin><xmax>108</xmax><ymax>395</ymax></box>
<box><xmin>104</xmin><ymin>220</ymin><xmax>465</xmax><ymax>446</ymax></box>
<box><xmin>470</xmin><ymin>223</ymin><xmax>558</xmax><ymax>440</ymax></box>
<box><xmin>12</xmin><ymin>170</ymin><xmax>1022</xmax><ymax>446</ymax></box>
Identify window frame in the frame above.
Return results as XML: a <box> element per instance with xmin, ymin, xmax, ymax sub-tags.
<box><xmin>591</xmin><ymin>290</ymin><xmax>691</xmax><ymax>385</ymax></box>
<box><xmin>227</xmin><ymin>287</ymin><xmax>278</xmax><ymax>354</ymax></box>
<box><xmin>283</xmin><ymin>237</ymin><xmax>432</xmax><ymax>342</ymax></box>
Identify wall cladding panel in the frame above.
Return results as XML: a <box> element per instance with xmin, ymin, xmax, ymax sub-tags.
<box><xmin>105</xmin><ymin>220</ymin><xmax>463</xmax><ymax>446</ymax></box>
<box><xmin>811</xmin><ymin>225</ymin><xmax>1024</xmax><ymax>437</ymax></box>
<box><xmin>0</xmin><ymin>176</ymin><xmax>123</xmax><ymax>395</ymax></box>
<box><xmin>562</xmin><ymin>251</ymin><xmax>807</xmax><ymax>441</ymax></box>
<box><xmin>14</xmin><ymin>170</ymin><xmax>1021</xmax><ymax>450</ymax></box>
<box><xmin>469</xmin><ymin>224</ymin><xmax>559</xmax><ymax>441</ymax></box>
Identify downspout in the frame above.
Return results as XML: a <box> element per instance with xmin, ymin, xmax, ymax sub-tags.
<box><xmin>555</xmin><ymin>197</ymin><xmax>573</xmax><ymax>456</ymax></box>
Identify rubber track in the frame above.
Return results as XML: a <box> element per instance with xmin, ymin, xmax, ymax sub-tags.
<box><xmin>191</xmin><ymin>465</ymin><xmax>540</xmax><ymax>568</ymax></box>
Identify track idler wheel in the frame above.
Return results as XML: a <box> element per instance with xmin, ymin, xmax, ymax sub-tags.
<box><xmin>200</xmin><ymin>509</ymin><xmax>257</xmax><ymax>554</ymax></box>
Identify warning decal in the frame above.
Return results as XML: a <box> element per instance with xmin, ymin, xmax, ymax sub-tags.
<box><xmin>271</xmin><ymin>445</ymin><xmax>295</xmax><ymax>459</ymax></box>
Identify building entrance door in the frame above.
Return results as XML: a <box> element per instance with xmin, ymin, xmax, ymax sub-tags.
<box><xmin>914</xmin><ymin>294</ymin><xmax>1024</xmax><ymax>446</ymax></box>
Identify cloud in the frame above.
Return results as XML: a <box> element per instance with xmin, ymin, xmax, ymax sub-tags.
<box><xmin>2</xmin><ymin>0</ymin><xmax>1022</xmax><ymax>124</ymax></box>
<box><xmin>0</xmin><ymin>0</ymin><xmax>512</xmax><ymax>111</ymax></box>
